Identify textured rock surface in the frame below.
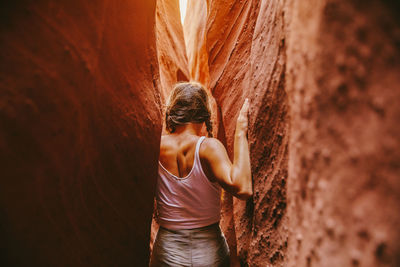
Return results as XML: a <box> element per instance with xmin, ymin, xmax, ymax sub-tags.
<box><xmin>183</xmin><ymin>0</ymin><xmax>210</xmax><ymax>86</ymax></box>
<box><xmin>206</xmin><ymin>1</ymin><xmax>289</xmax><ymax>266</ymax></box>
<box><xmin>246</xmin><ymin>1</ymin><xmax>289</xmax><ymax>265</ymax></box>
<box><xmin>284</xmin><ymin>0</ymin><xmax>400</xmax><ymax>266</ymax></box>
<box><xmin>206</xmin><ymin>1</ymin><xmax>259</xmax><ymax>265</ymax></box>
<box><xmin>156</xmin><ymin>0</ymin><xmax>189</xmax><ymax>101</ymax></box>
<box><xmin>0</xmin><ymin>1</ymin><xmax>161</xmax><ymax>266</ymax></box>
<box><xmin>2</xmin><ymin>0</ymin><xmax>399</xmax><ymax>266</ymax></box>
<box><xmin>205</xmin><ymin>0</ymin><xmax>400</xmax><ymax>266</ymax></box>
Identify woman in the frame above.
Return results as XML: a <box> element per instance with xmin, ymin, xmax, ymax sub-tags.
<box><xmin>150</xmin><ymin>82</ymin><xmax>252</xmax><ymax>267</ymax></box>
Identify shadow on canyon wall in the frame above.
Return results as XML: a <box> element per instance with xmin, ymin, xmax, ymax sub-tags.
<box><xmin>1</xmin><ymin>0</ymin><xmax>399</xmax><ymax>266</ymax></box>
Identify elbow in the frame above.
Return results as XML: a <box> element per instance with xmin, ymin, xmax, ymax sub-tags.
<box><xmin>228</xmin><ymin>171</ymin><xmax>253</xmax><ymax>200</ymax></box>
<box><xmin>236</xmin><ymin>188</ymin><xmax>253</xmax><ymax>200</ymax></box>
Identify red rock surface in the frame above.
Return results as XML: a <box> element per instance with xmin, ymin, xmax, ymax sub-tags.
<box><xmin>2</xmin><ymin>0</ymin><xmax>400</xmax><ymax>266</ymax></box>
<box><xmin>205</xmin><ymin>1</ymin><xmax>259</xmax><ymax>265</ymax></box>
<box><xmin>0</xmin><ymin>1</ymin><xmax>161</xmax><ymax>266</ymax></box>
<box><xmin>206</xmin><ymin>1</ymin><xmax>289</xmax><ymax>266</ymax></box>
<box><xmin>284</xmin><ymin>1</ymin><xmax>400</xmax><ymax>266</ymax></box>
<box><xmin>185</xmin><ymin>0</ymin><xmax>400</xmax><ymax>266</ymax></box>
<box><xmin>183</xmin><ymin>0</ymin><xmax>210</xmax><ymax>86</ymax></box>
<box><xmin>156</xmin><ymin>0</ymin><xmax>189</xmax><ymax>101</ymax></box>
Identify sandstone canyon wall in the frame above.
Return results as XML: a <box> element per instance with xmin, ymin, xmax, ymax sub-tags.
<box><xmin>183</xmin><ymin>0</ymin><xmax>210</xmax><ymax>86</ymax></box>
<box><xmin>1</xmin><ymin>0</ymin><xmax>399</xmax><ymax>266</ymax></box>
<box><xmin>205</xmin><ymin>1</ymin><xmax>289</xmax><ymax>265</ymax></box>
<box><xmin>284</xmin><ymin>1</ymin><xmax>400</xmax><ymax>266</ymax></box>
<box><xmin>0</xmin><ymin>1</ymin><xmax>161</xmax><ymax>266</ymax></box>
<box><xmin>156</xmin><ymin>0</ymin><xmax>189</xmax><ymax>102</ymax></box>
<box><xmin>181</xmin><ymin>0</ymin><xmax>400</xmax><ymax>266</ymax></box>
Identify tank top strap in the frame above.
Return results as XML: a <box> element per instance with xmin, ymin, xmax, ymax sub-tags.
<box><xmin>194</xmin><ymin>136</ymin><xmax>206</xmax><ymax>163</ymax></box>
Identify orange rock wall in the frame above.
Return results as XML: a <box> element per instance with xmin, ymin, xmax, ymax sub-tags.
<box><xmin>184</xmin><ymin>0</ymin><xmax>400</xmax><ymax>266</ymax></box>
<box><xmin>203</xmin><ymin>0</ymin><xmax>400</xmax><ymax>266</ymax></box>
<box><xmin>205</xmin><ymin>1</ymin><xmax>289</xmax><ymax>266</ymax></box>
<box><xmin>285</xmin><ymin>0</ymin><xmax>400</xmax><ymax>266</ymax></box>
<box><xmin>0</xmin><ymin>1</ymin><xmax>161</xmax><ymax>266</ymax></box>
<box><xmin>1</xmin><ymin>0</ymin><xmax>399</xmax><ymax>266</ymax></box>
<box><xmin>206</xmin><ymin>1</ymin><xmax>260</xmax><ymax>265</ymax></box>
<box><xmin>183</xmin><ymin>0</ymin><xmax>210</xmax><ymax>86</ymax></box>
<box><xmin>156</xmin><ymin>0</ymin><xmax>189</xmax><ymax>101</ymax></box>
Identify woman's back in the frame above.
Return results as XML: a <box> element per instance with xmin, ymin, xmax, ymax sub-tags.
<box><xmin>156</xmin><ymin>134</ymin><xmax>221</xmax><ymax>230</ymax></box>
<box><xmin>150</xmin><ymin>82</ymin><xmax>251</xmax><ymax>267</ymax></box>
<box><xmin>159</xmin><ymin>134</ymin><xmax>200</xmax><ymax>178</ymax></box>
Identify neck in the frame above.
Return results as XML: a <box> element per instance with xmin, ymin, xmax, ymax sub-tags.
<box><xmin>174</xmin><ymin>123</ymin><xmax>203</xmax><ymax>136</ymax></box>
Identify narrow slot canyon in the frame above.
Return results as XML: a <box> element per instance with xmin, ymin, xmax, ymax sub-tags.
<box><xmin>1</xmin><ymin>1</ymin><xmax>399</xmax><ymax>267</ymax></box>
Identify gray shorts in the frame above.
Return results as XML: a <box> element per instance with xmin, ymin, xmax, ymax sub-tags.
<box><xmin>149</xmin><ymin>223</ymin><xmax>230</xmax><ymax>267</ymax></box>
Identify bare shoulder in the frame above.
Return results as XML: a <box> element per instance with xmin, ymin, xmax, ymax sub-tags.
<box><xmin>159</xmin><ymin>135</ymin><xmax>175</xmax><ymax>154</ymax></box>
<box><xmin>160</xmin><ymin>135</ymin><xmax>166</xmax><ymax>144</ymax></box>
<box><xmin>201</xmin><ymin>137</ymin><xmax>225</xmax><ymax>150</ymax></box>
<box><xmin>160</xmin><ymin>134</ymin><xmax>174</xmax><ymax>145</ymax></box>
<box><xmin>200</xmin><ymin>137</ymin><xmax>228</xmax><ymax>160</ymax></box>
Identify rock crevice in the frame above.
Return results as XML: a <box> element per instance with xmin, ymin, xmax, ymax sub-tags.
<box><xmin>157</xmin><ymin>0</ymin><xmax>400</xmax><ymax>266</ymax></box>
<box><xmin>1</xmin><ymin>0</ymin><xmax>399</xmax><ymax>266</ymax></box>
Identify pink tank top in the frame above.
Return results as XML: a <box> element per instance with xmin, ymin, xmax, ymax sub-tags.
<box><xmin>156</xmin><ymin>136</ymin><xmax>221</xmax><ymax>230</ymax></box>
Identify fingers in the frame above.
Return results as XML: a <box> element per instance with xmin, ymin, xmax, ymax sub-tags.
<box><xmin>240</xmin><ymin>98</ymin><xmax>249</xmax><ymax>114</ymax></box>
<box><xmin>236</xmin><ymin>98</ymin><xmax>249</xmax><ymax>132</ymax></box>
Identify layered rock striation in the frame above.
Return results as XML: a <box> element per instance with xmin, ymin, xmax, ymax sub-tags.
<box><xmin>0</xmin><ymin>1</ymin><xmax>161</xmax><ymax>266</ymax></box>
<box><xmin>205</xmin><ymin>1</ymin><xmax>289</xmax><ymax>265</ymax></box>
<box><xmin>180</xmin><ymin>0</ymin><xmax>400</xmax><ymax>266</ymax></box>
<box><xmin>1</xmin><ymin>0</ymin><xmax>399</xmax><ymax>266</ymax></box>
<box><xmin>285</xmin><ymin>1</ymin><xmax>400</xmax><ymax>266</ymax></box>
<box><xmin>156</xmin><ymin>0</ymin><xmax>190</xmax><ymax>102</ymax></box>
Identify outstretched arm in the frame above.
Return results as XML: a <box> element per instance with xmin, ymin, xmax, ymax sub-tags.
<box><xmin>201</xmin><ymin>99</ymin><xmax>253</xmax><ymax>200</ymax></box>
